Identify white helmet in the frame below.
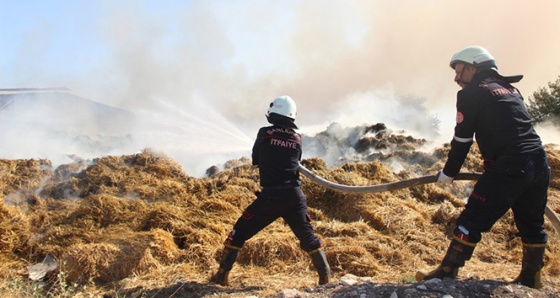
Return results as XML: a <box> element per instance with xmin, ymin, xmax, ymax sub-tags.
<box><xmin>266</xmin><ymin>95</ymin><xmax>297</xmax><ymax>120</ymax></box>
<box><xmin>450</xmin><ymin>46</ymin><xmax>497</xmax><ymax>69</ymax></box>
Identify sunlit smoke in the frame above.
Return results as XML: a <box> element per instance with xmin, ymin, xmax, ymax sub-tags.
<box><xmin>2</xmin><ymin>1</ymin><xmax>560</xmax><ymax>176</ymax></box>
<box><xmin>535</xmin><ymin>118</ymin><xmax>560</xmax><ymax>146</ymax></box>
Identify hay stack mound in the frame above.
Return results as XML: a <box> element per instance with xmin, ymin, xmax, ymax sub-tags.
<box><xmin>1</xmin><ymin>140</ymin><xmax>559</xmax><ymax>297</ymax></box>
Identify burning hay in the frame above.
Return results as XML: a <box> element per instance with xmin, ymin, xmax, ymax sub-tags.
<box><xmin>0</xmin><ymin>140</ymin><xmax>559</xmax><ymax>297</ymax></box>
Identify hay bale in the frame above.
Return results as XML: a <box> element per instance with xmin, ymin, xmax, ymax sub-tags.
<box><xmin>182</xmin><ymin>243</ymin><xmax>217</xmax><ymax>269</ymax></box>
<box><xmin>61</xmin><ymin>229</ymin><xmax>178</xmax><ymax>284</ymax></box>
<box><xmin>179</xmin><ymin>222</ymin><xmax>226</xmax><ymax>249</ymax></box>
<box><xmin>324</xmin><ymin>239</ymin><xmax>379</xmax><ymax>277</ymax></box>
<box><xmin>432</xmin><ymin>145</ymin><xmax>484</xmax><ymax>173</ymax></box>
<box><xmin>49</xmin><ymin>150</ymin><xmax>191</xmax><ymax>202</ymax></box>
<box><xmin>431</xmin><ymin>201</ymin><xmax>460</xmax><ymax>225</ymax></box>
<box><xmin>61</xmin><ymin>243</ymin><xmax>124</xmax><ymax>284</ymax></box>
<box><xmin>238</xmin><ymin>230</ymin><xmax>307</xmax><ymax>269</ymax></box>
<box><xmin>303</xmin><ymin>166</ymin><xmax>377</xmax><ymax>223</ymax></box>
<box><xmin>409</xmin><ymin>184</ymin><xmax>457</xmax><ymax>205</ymax></box>
<box><xmin>300</xmin><ymin>158</ymin><xmax>328</xmax><ymax>171</ymax></box>
<box><xmin>0</xmin><ymin>159</ymin><xmax>53</xmax><ymax>200</ymax></box>
<box><xmin>545</xmin><ymin>144</ymin><xmax>560</xmax><ymax>189</ymax></box>
<box><xmin>340</xmin><ymin>161</ymin><xmax>397</xmax><ymax>184</ymax></box>
<box><xmin>0</xmin><ymin>204</ymin><xmax>31</xmax><ymax>255</ymax></box>
<box><xmin>314</xmin><ymin>220</ymin><xmax>372</xmax><ymax>238</ymax></box>
<box><xmin>67</xmin><ymin>194</ymin><xmax>150</xmax><ymax>230</ymax></box>
<box><xmin>358</xmin><ymin>196</ymin><xmax>428</xmax><ymax>233</ymax></box>
<box><xmin>144</xmin><ymin>201</ymin><xmax>229</xmax><ymax>250</ymax></box>
<box><xmin>144</xmin><ymin>203</ymin><xmax>191</xmax><ymax>235</ymax></box>
<box><xmin>145</xmin><ymin>228</ymin><xmax>179</xmax><ymax>264</ymax></box>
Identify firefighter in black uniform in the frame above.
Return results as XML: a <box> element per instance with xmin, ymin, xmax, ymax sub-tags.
<box><xmin>416</xmin><ymin>46</ymin><xmax>550</xmax><ymax>289</ymax></box>
<box><xmin>210</xmin><ymin>95</ymin><xmax>331</xmax><ymax>286</ymax></box>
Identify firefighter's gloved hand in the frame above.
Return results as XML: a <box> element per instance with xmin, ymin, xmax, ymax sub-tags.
<box><xmin>436</xmin><ymin>170</ymin><xmax>454</xmax><ymax>185</ymax></box>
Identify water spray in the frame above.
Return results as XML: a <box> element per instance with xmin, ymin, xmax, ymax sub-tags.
<box><xmin>299</xmin><ymin>164</ymin><xmax>560</xmax><ymax>234</ymax></box>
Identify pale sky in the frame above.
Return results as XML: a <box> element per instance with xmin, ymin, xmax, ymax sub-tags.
<box><xmin>2</xmin><ymin>1</ymin><xmax>560</xmax><ymax>175</ymax></box>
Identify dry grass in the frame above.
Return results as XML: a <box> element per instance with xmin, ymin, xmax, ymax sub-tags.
<box><xmin>0</xmin><ymin>146</ymin><xmax>559</xmax><ymax>297</ymax></box>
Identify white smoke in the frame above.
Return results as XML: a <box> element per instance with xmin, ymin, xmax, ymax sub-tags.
<box><xmin>2</xmin><ymin>1</ymin><xmax>560</xmax><ymax>176</ymax></box>
<box><xmin>535</xmin><ymin>118</ymin><xmax>560</xmax><ymax>146</ymax></box>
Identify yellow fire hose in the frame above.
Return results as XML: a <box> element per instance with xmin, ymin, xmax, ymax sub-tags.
<box><xmin>299</xmin><ymin>164</ymin><xmax>560</xmax><ymax>234</ymax></box>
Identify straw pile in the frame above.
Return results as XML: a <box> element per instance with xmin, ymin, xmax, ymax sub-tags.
<box><xmin>0</xmin><ymin>141</ymin><xmax>559</xmax><ymax>297</ymax></box>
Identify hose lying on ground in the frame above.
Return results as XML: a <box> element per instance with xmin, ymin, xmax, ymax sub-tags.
<box><xmin>298</xmin><ymin>164</ymin><xmax>560</xmax><ymax>234</ymax></box>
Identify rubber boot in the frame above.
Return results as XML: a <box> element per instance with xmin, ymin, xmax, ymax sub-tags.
<box><xmin>512</xmin><ymin>243</ymin><xmax>545</xmax><ymax>289</ymax></box>
<box><xmin>309</xmin><ymin>249</ymin><xmax>331</xmax><ymax>285</ymax></box>
<box><xmin>210</xmin><ymin>246</ymin><xmax>240</xmax><ymax>286</ymax></box>
<box><xmin>416</xmin><ymin>238</ymin><xmax>475</xmax><ymax>281</ymax></box>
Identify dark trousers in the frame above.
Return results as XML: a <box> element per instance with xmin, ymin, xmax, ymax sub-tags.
<box><xmin>226</xmin><ymin>186</ymin><xmax>322</xmax><ymax>252</ymax></box>
<box><xmin>457</xmin><ymin>149</ymin><xmax>550</xmax><ymax>244</ymax></box>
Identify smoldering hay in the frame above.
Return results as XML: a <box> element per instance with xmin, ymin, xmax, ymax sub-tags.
<box><xmin>0</xmin><ymin>122</ymin><xmax>559</xmax><ymax>296</ymax></box>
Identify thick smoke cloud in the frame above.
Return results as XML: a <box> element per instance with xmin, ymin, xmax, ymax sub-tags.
<box><xmin>2</xmin><ymin>1</ymin><xmax>560</xmax><ymax>176</ymax></box>
<box><xmin>89</xmin><ymin>1</ymin><xmax>560</xmax><ymax>137</ymax></box>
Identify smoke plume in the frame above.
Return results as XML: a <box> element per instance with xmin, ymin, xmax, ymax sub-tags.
<box><xmin>2</xmin><ymin>1</ymin><xmax>560</xmax><ymax>176</ymax></box>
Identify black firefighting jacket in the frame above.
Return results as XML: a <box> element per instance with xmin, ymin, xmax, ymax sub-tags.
<box><xmin>443</xmin><ymin>69</ymin><xmax>543</xmax><ymax>177</ymax></box>
<box><xmin>251</xmin><ymin>125</ymin><xmax>302</xmax><ymax>187</ymax></box>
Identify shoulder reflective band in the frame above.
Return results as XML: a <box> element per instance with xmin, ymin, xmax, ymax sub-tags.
<box><xmin>454</xmin><ymin>135</ymin><xmax>474</xmax><ymax>143</ymax></box>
